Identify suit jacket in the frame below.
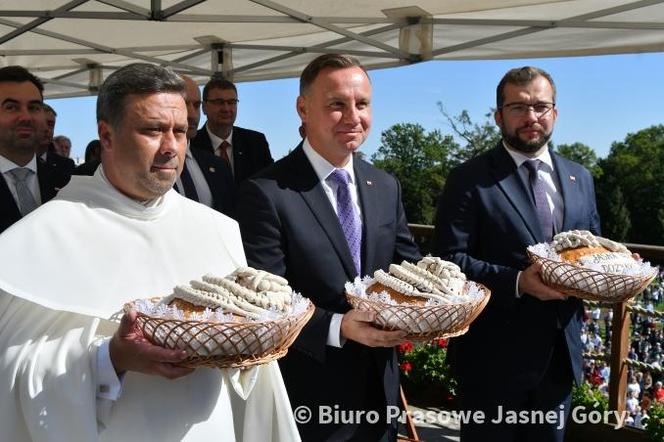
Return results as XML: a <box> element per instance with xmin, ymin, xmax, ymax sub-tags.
<box><xmin>190</xmin><ymin>125</ymin><xmax>273</xmax><ymax>185</ymax></box>
<box><xmin>0</xmin><ymin>158</ymin><xmax>70</xmax><ymax>234</ymax></box>
<box><xmin>237</xmin><ymin>145</ymin><xmax>420</xmax><ymax>441</ymax></box>
<box><xmin>189</xmin><ymin>148</ymin><xmax>236</xmax><ymax>217</ymax></box>
<box><xmin>433</xmin><ymin>144</ymin><xmax>601</xmax><ymax>394</ymax></box>
<box><xmin>43</xmin><ymin>149</ymin><xmax>75</xmax><ymax>177</ymax></box>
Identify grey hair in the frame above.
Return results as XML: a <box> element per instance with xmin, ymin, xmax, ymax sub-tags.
<box><xmin>96</xmin><ymin>63</ymin><xmax>185</xmax><ymax>126</ymax></box>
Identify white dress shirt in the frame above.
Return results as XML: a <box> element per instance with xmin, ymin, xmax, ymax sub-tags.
<box><xmin>175</xmin><ymin>144</ymin><xmax>214</xmax><ymax>208</ymax></box>
<box><xmin>503</xmin><ymin>142</ymin><xmax>564</xmax><ymax>299</ymax></box>
<box><xmin>0</xmin><ymin>154</ymin><xmax>42</xmax><ymax>206</ymax></box>
<box><xmin>302</xmin><ymin>139</ymin><xmax>363</xmax><ymax>348</ymax></box>
<box><xmin>207</xmin><ymin>124</ymin><xmax>234</xmax><ymax>175</ymax></box>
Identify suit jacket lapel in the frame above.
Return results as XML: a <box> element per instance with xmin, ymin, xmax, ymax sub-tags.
<box><xmin>354</xmin><ymin>159</ymin><xmax>377</xmax><ymax>275</ymax></box>
<box><xmin>232</xmin><ymin>128</ymin><xmax>245</xmax><ymax>183</ymax></box>
<box><xmin>489</xmin><ymin>145</ymin><xmax>543</xmax><ymax>243</ymax></box>
<box><xmin>37</xmin><ymin>159</ymin><xmax>58</xmax><ymax>202</ymax></box>
<box><xmin>289</xmin><ymin>147</ymin><xmax>358</xmax><ymax>279</ymax></box>
<box><xmin>0</xmin><ymin>171</ymin><xmax>21</xmax><ymax>220</ymax></box>
<box><xmin>551</xmin><ymin>152</ymin><xmax>579</xmax><ymax>232</ymax></box>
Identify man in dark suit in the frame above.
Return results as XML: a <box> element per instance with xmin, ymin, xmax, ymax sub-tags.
<box><xmin>174</xmin><ymin>75</ymin><xmax>234</xmax><ymax>216</ymax></box>
<box><xmin>190</xmin><ymin>77</ymin><xmax>272</xmax><ymax>185</ymax></box>
<box><xmin>237</xmin><ymin>54</ymin><xmax>421</xmax><ymax>441</ymax></box>
<box><xmin>433</xmin><ymin>66</ymin><xmax>601</xmax><ymax>442</ymax></box>
<box><xmin>0</xmin><ymin>66</ymin><xmax>70</xmax><ymax>234</ymax></box>
<box><xmin>38</xmin><ymin>104</ymin><xmax>75</xmax><ymax>177</ymax></box>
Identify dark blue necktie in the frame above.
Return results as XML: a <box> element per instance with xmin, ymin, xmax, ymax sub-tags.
<box><xmin>329</xmin><ymin>169</ymin><xmax>362</xmax><ymax>276</ymax></box>
<box><xmin>524</xmin><ymin>159</ymin><xmax>554</xmax><ymax>241</ymax></box>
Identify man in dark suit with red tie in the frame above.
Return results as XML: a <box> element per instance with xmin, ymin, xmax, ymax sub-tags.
<box><xmin>433</xmin><ymin>66</ymin><xmax>601</xmax><ymax>442</ymax></box>
<box><xmin>237</xmin><ymin>54</ymin><xmax>420</xmax><ymax>441</ymax></box>
<box><xmin>190</xmin><ymin>77</ymin><xmax>273</xmax><ymax>185</ymax></box>
<box><xmin>0</xmin><ymin>66</ymin><xmax>70</xmax><ymax>234</ymax></box>
<box><xmin>174</xmin><ymin>75</ymin><xmax>234</xmax><ymax>216</ymax></box>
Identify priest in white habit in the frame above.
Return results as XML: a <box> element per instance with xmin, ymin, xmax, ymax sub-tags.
<box><xmin>0</xmin><ymin>63</ymin><xmax>300</xmax><ymax>442</ymax></box>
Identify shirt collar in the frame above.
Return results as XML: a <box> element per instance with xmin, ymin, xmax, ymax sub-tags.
<box><xmin>206</xmin><ymin>123</ymin><xmax>233</xmax><ymax>147</ymax></box>
<box><xmin>98</xmin><ymin>164</ymin><xmax>164</xmax><ymax>208</ymax></box>
<box><xmin>302</xmin><ymin>138</ymin><xmax>355</xmax><ymax>185</ymax></box>
<box><xmin>502</xmin><ymin>140</ymin><xmax>554</xmax><ymax>172</ymax></box>
<box><xmin>0</xmin><ymin>154</ymin><xmax>38</xmax><ymax>174</ymax></box>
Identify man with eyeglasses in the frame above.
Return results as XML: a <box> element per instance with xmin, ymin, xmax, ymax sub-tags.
<box><xmin>191</xmin><ymin>77</ymin><xmax>273</xmax><ymax>185</ymax></box>
<box><xmin>433</xmin><ymin>66</ymin><xmax>601</xmax><ymax>442</ymax></box>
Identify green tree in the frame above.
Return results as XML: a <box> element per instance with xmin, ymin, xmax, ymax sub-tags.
<box><xmin>595</xmin><ymin>177</ymin><xmax>631</xmax><ymax>241</ymax></box>
<box><xmin>596</xmin><ymin>125</ymin><xmax>664</xmax><ymax>245</ymax></box>
<box><xmin>555</xmin><ymin>142</ymin><xmax>602</xmax><ymax>178</ymax></box>
<box><xmin>371</xmin><ymin>123</ymin><xmax>458</xmax><ymax>224</ymax></box>
<box><xmin>438</xmin><ymin>103</ymin><xmax>500</xmax><ymax>165</ymax></box>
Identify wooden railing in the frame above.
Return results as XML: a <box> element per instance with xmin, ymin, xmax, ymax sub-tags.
<box><xmin>407</xmin><ymin>223</ymin><xmax>663</xmax><ymax>421</ymax></box>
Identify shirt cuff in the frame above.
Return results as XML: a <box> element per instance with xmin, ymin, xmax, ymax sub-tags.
<box><xmin>515</xmin><ymin>270</ymin><xmax>524</xmax><ymax>299</ymax></box>
<box><xmin>326</xmin><ymin>313</ymin><xmax>347</xmax><ymax>348</ymax></box>
<box><xmin>95</xmin><ymin>338</ymin><xmax>124</xmax><ymax>401</ymax></box>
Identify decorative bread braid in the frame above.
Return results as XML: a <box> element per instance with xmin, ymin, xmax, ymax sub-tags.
<box><xmin>552</xmin><ymin>230</ymin><xmax>600</xmax><ymax>251</ymax></box>
<box><xmin>373</xmin><ymin>269</ymin><xmax>452</xmax><ymax>303</ymax></box>
<box><xmin>389</xmin><ymin>263</ymin><xmax>444</xmax><ymax>295</ymax></box>
<box><xmin>191</xmin><ymin>279</ymin><xmax>269</xmax><ymax>316</ymax></box>
<box><xmin>596</xmin><ymin>236</ymin><xmax>630</xmax><ymax>254</ymax></box>
<box><xmin>202</xmin><ymin>274</ymin><xmax>290</xmax><ymax>312</ymax></box>
<box><xmin>552</xmin><ymin>230</ymin><xmax>630</xmax><ymax>254</ymax></box>
<box><xmin>401</xmin><ymin>261</ymin><xmax>465</xmax><ymax>297</ymax></box>
<box><xmin>232</xmin><ymin>267</ymin><xmax>291</xmax><ymax>295</ymax></box>
<box><xmin>226</xmin><ymin>267</ymin><xmax>293</xmax><ymax>307</ymax></box>
<box><xmin>417</xmin><ymin>257</ymin><xmax>465</xmax><ymax>280</ymax></box>
<box><xmin>169</xmin><ymin>285</ymin><xmax>261</xmax><ymax>319</ymax></box>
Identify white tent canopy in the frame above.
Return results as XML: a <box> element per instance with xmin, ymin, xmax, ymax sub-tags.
<box><xmin>1</xmin><ymin>0</ymin><xmax>663</xmax><ymax>97</ymax></box>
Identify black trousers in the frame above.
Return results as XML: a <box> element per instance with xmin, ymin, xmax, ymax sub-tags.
<box><xmin>458</xmin><ymin>331</ymin><xmax>574</xmax><ymax>442</ymax></box>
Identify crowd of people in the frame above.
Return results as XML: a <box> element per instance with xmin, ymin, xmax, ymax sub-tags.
<box><xmin>581</xmin><ymin>267</ymin><xmax>664</xmax><ymax>429</ymax></box>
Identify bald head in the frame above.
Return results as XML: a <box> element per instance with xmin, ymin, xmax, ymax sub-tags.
<box><xmin>181</xmin><ymin>75</ymin><xmax>202</xmax><ymax>139</ymax></box>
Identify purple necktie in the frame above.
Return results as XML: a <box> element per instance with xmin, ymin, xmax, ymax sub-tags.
<box><xmin>524</xmin><ymin>159</ymin><xmax>554</xmax><ymax>241</ymax></box>
<box><xmin>329</xmin><ymin>169</ymin><xmax>362</xmax><ymax>276</ymax></box>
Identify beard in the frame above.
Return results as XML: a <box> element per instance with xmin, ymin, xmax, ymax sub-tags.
<box><xmin>501</xmin><ymin>124</ymin><xmax>553</xmax><ymax>154</ymax></box>
<box><xmin>138</xmin><ymin>154</ymin><xmax>179</xmax><ymax>198</ymax></box>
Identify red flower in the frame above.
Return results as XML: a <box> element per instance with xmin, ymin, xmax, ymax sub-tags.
<box><xmin>400</xmin><ymin>361</ymin><xmax>413</xmax><ymax>373</ymax></box>
<box><xmin>398</xmin><ymin>341</ymin><xmax>414</xmax><ymax>354</ymax></box>
<box><xmin>437</xmin><ymin>338</ymin><xmax>448</xmax><ymax>348</ymax></box>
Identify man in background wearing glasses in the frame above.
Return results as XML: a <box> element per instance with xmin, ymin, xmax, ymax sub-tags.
<box><xmin>191</xmin><ymin>77</ymin><xmax>273</xmax><ymax>185</ymax></box>
<box><xmin>433</xmin><ymin>66</ymin><xmax>601</xmax><ymax>442</ymax></box>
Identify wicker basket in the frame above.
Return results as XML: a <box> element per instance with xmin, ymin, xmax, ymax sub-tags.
<box><xmin>346</xmin><ymin>282</ymin><xmax>490</xmax><ymax>342</ymax></box>
<box><xmin>527</xmin><ymin>250</ymin><xmax>657</xmax><ymax>303</ymax></box>
<box><xmin>124</xmin><ymin>299</ymin><xmax>314</xmax><ymax>369</ymax></box>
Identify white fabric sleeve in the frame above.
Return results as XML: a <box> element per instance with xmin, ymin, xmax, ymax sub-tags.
<box><xmin>93</xmin><ymin>337</ymin><xmax>124</xmax><ymax>428</ymax></box>
<box><xmin>326</xmin><ymin>313</ymin><xmax>347</xmax><ymax>347</ymax></box>
<box><xmin>515</xmin><ymin>270</ymin><xmax>523</xmax><ymax>298</ymax></box>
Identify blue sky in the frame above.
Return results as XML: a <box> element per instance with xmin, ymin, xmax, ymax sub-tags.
<box><xmin>48</xmin><ymin>52</ymin><xmax>664</xmax><ymax>163</ymax></box>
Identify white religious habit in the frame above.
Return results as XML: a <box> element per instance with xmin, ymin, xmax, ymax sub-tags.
<box><xmin>0</xmin><ymin>168</ymin><xmax>300</xmax><ymax>442</ymax></box>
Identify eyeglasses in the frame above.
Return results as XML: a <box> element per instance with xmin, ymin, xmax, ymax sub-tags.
<box><xmin>205</xmin><ymin>98</ymin><xmax>239</xmax><ymax>106</ymax></box>
<box><xmin>501</xmin><ymin>102</ymin><xmax>555</xmax><ymax>118</ymax></box>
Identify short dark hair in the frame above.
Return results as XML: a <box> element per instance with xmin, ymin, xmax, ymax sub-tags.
<box><xmin>84</xmin><ymin>139</ymin><xmax>102</xmax><ymax>163</ymax></box>
<box><xmin>496</xmin><ymin>66</ymin><xmax>556</xmax><ymax>108</ymax></box>
<box><xmin>299</xmin><ymin>54</ymin><xmax>367</xmax><ymax>95</ymax></box>
<box><xmin>202</xmin><ymin>78</ymin><xmax>237</xmax><ymax>101</ymax></box>
<box><xmin>96</xmin><ymin>63</ymin><xmax>185</xmax><ymax>126</ymax></box>
<box><xmin>0</xmin><ymin>65</ymin><xmax>44</xmax><ymax>99</ymax></box>
<box><xmin>43</xmin><ymin>103</ymin><xmax>56</xmax><ymax>116</ymax></box>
